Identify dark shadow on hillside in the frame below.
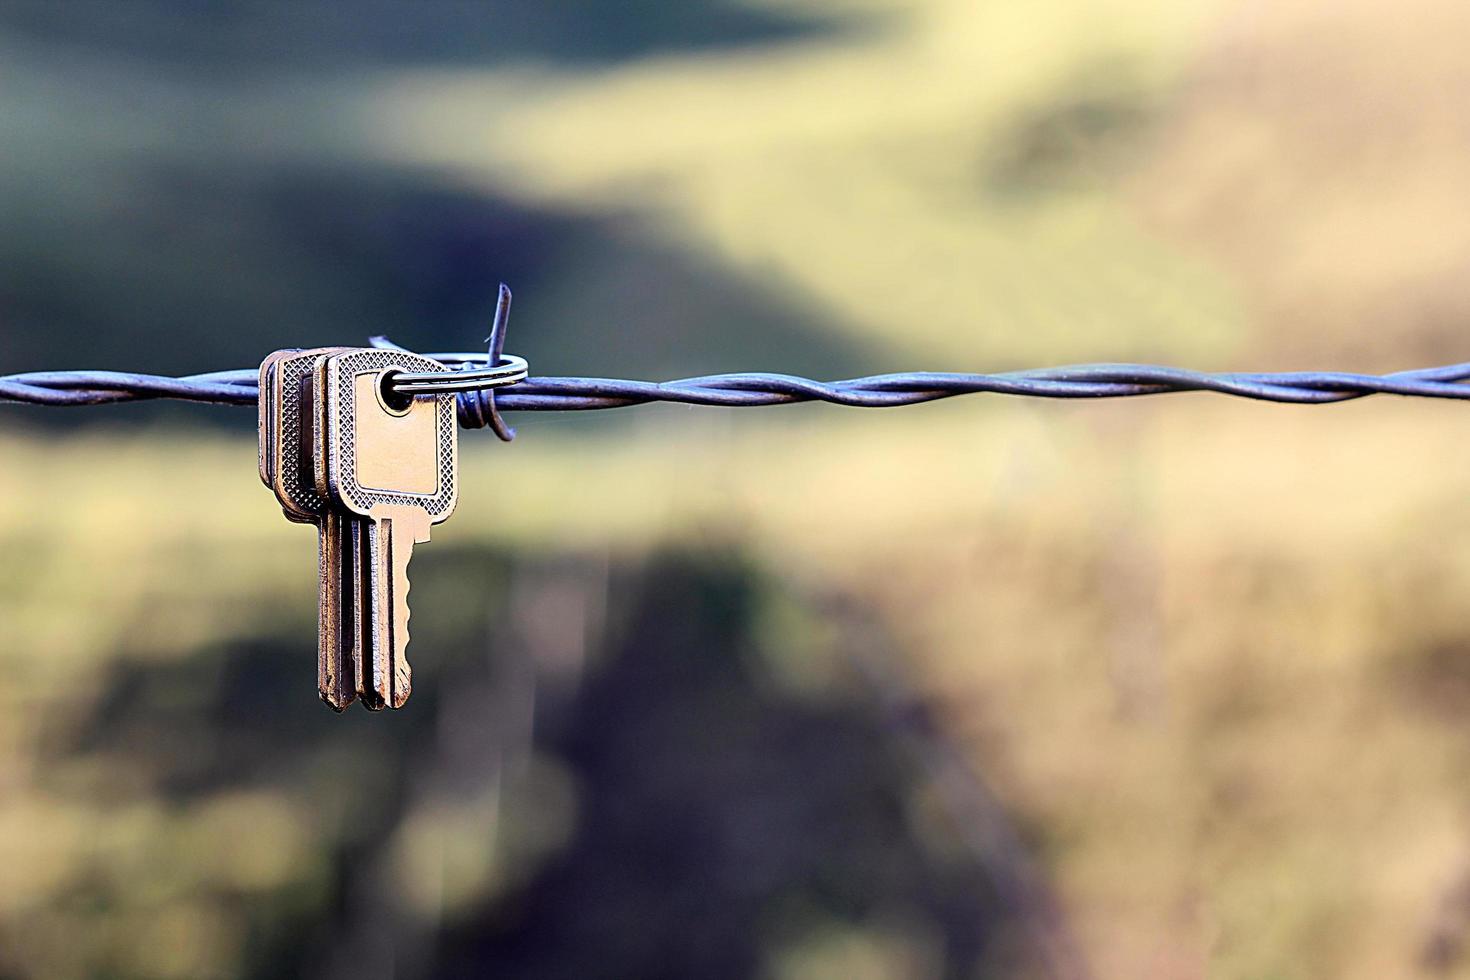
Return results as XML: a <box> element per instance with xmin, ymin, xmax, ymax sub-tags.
<box><xmin>0</xmin><ymin>1</ymin><xmax>855</xmax><ymax>69</ymax></box>
<box><xmin>29</xmin><ymin>546</ymin><xmax>1070</xmax><ymax>979</ymax></box>
<box><xmin>1</xmin><ymin>163</ymin><xmax>871</xmax><ymax>431</ymax></box>
<box><xmin>0</xmin><ymin>3</ymin><xmax>883</xmax><ymax>426</ymax></box>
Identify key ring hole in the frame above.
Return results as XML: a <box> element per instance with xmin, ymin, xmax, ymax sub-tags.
<box><xmin>376</xmin><ymin>369</ymin><xmax>415</xmax><ymax>415</ymax></box>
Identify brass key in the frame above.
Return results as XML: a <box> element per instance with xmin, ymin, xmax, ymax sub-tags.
<box><xmin>311</xmin><ymin>353</ymin><xmax>375</xmax><ymax>709</ymax></box>
<box><xmin>259</xmin><ymin>347</ymin><xmax>360</xmax><ymax>710</ymax></box>
<box><xmin>316</xmin><ymin>349</ymin><xmax>458</xmax><ymax>710</ymax></box>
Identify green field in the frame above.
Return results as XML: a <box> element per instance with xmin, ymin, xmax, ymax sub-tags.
<box><xmin>6</xmin><ymin>1</ymin><xmax>1470</xmax><ymax>977</ymax></box>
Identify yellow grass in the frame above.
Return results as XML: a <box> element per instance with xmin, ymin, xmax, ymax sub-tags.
<box><xmin>9</xmin><ymin>0</ymin><xmax>1470</xmax><ymax>974</ymax></box>
<box><xmin>6</xmin><ymin>396</ymin><xmax>1470</xmax><ymax>976</ymax></box>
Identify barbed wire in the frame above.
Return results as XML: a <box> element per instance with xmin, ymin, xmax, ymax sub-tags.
<box><xmin>8</xmin><ymin>354</ymin><xmax>1470</xmax><ymax>409</ymax></box>
<box><xmin>9</xmin><ymin>357</ymin><xmax>1470</xmax><ymax>413</ymax></box>
<box><xmin>7</xmin><ymin>287</ymin><xmax>1470</xmax><ymax>442</ymax></box>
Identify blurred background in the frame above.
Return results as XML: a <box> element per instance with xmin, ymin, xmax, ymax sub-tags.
<box><xmin>5</xmin><ymin>1</ymin><xmax>1470</xmax><ymax>977</ymax></box>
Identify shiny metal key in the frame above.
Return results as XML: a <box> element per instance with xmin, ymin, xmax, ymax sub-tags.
<box><xmin>260</xmin><ymin>347</ymin><xmax>359</xmax><ymax>711</ymax></box>
<box><xmin>316</xmin><ymin>349</ymin><xmax>458</xmax><ymax>710</ymax></box>
<box><xmin>311</xmin><ymin>353</ymin><xmax>376</xmax><ymax>709</ymax></box>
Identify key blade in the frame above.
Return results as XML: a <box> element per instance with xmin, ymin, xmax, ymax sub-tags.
<box><xmin>336</xmin><ymin>511</ymin><xmax>360</xmax><ymax>710</ymax></box>
<box><xmin>316</xmin><ymin>513</ymin><xmax>355</xmax><ymax>711</ymax></box>
<box><xmin>350</xmin><ymin>516</ymin><xmax>384</xmax><ymax>711</ymax></box>
<box><xmin>367</xmin><ymin>506</ymin><xmax>433</xmax><ymax>709</ymax></box>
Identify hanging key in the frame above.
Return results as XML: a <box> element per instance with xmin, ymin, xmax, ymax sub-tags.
<box><xmin>310</xmin><ymin>351</ymin><xmax>376</xmax><ymax>710</ymax></box>
<box><xmin>259</xmin><ymin>347</ymin><xmax>360</xmax><ymax>710</ymax></box>
<box><xmin>316</xmin><ymin>349</ymin><xmax>458</xmax><ymax>710</ymax></box>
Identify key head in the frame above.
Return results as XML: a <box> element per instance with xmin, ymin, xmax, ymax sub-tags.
<box><xmin>270</xmin><ymin>347</ymin><xmax>351</xmax><ymax>520</ymax></box>
<box><xmin>318</xmin><ymin>349</ymin><xmax>458</xmax><ymax>524</ymax></box>
<box><xmin>257</xmin><ymin>349</ymin><xmax>301</xmax><ymax>490</ymax></box>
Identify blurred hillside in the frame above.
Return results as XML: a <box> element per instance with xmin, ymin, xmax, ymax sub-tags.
<box><xmin>7</xmin><ymin>0</ymin><xmax>1470</xmax><ymax>380</ymax></box>
<box><xmin>1</xmin><ymin>0</ymin><xmax>1244</xmax><ymax>393</ymax></box>
<box><xmin>7</xmin><ymin>1</ymin><xmax>1470</xmax><ymax>979</ymax></box>
<box><xmin>0</xmin><ymin>0</ymin><xmax>859</xmax><ymax>395</ymax></box>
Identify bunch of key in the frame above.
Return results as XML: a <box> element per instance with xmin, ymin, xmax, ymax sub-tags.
<box><xmin>259</xmin><ymin>348</ymin><xmax>458</xmax><ymax>711</ymax></box>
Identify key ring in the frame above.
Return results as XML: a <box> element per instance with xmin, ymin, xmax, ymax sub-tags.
<box><xmin>388</xmin><ymin>353</ymin><xmax>528</xmax><ymax>394</ymax></box>
<box><xmin>372</xmin><ymin>283</ymin><xmax>524</xmax><ymax>442</ymax></box>
<box><xmin>384</xmin><ymin>284</ymin><xmax>527</xmax><ymax>401</ymax></box>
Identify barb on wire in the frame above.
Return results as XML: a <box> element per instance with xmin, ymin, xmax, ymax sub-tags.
<box><xmin>7</xmin><ymin>283</ymin><xmax>1470</xmax><ymax>418</ymax></box>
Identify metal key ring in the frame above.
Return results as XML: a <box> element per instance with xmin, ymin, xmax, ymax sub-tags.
<box><xmin>388</xmin><ymin>354</ymin><xmax>529</xmax><ymax>394</ymax></box>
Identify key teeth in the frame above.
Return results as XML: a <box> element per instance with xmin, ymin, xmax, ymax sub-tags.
<box><xmin>390</xmin><ymin>548</ymin><xmax>412</xmax><ymax>709</ymax></box>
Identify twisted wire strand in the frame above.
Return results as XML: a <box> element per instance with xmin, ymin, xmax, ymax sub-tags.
<box><xmin>7</xmin><ymin>358</ymin><xmax>1470</xmax><ymax>411</ymax></box>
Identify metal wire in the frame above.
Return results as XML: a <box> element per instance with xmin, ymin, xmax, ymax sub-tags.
<box><xmin>8</xmin><ymin>283</ymin><xmax>1470</xmax><ymax>427</ymax></box>
<box><xmin>10</xmin><ymin>360</ymin><xmax>1470</xmax><ymax>407</ymax></box>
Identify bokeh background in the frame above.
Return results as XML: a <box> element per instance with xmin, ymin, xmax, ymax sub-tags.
<box><xmin>5</xmin><ymin>2</ymin><xmax>1470</xmax><ymax>977</ymax></box>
